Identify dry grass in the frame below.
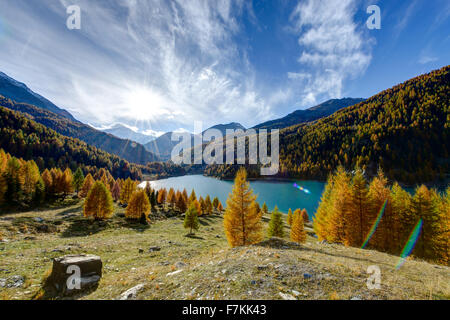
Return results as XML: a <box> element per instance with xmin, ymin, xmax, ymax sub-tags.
<box><xmin>0</xmin><ymin>202</ymin><xmax>449</xmax><ymax>300</ymax></box>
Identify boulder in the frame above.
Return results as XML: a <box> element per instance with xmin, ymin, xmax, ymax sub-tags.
<box><xmin>45</xmin><ymin>254</ymin><xmax>102</xmax><ymax>296</ymax></box>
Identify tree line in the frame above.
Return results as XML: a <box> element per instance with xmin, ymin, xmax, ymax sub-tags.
<box><xmin>313</xmin><ymin>167</ymin><xmax>449</xmax><ymax>265</ymax></box>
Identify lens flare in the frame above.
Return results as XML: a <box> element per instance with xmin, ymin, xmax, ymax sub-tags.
<box><xmin>396</xmin><ymin>219</ymin><xmax>423</xmax><ymax>270</ymax></box>
<box><xmin>361</xmin><ymin>199</ymin><xmax>387</xmax><ymax>249</ymax></box>
<box><xmin>293</xmin><ymin>183</ymin><xmax>311</xmax><ymax>194</ymax></box>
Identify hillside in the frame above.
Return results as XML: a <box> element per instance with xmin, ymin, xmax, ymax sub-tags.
<box><xmin>0</xmin><ymin>72</ymin><xmax>76</xmax><ymax>121</ymax></box>
<box><xmin>0</xmin><ymin>203</ymin><xmax>448</xmax><ymax>300</ymax></box>
<box><xmin>0</xmin><ymin>105</ymin><xmax>142</xmax><ymax>180</ymax></box>
<box><xmin>205</xmin><ymin>66</ymin><xmax>450</xmax><ymax>184</ymax></box>
<box><xmin>0</xmin><ymin>96</ymin><xmax>160</xmax><ymax>165</ymax></box>
<box><xmin>253</xmin><ymin>98</ymin><xmax>365</xmax><ymax>130</ymax></box>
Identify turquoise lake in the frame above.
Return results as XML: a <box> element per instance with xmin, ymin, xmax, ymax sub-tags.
<box><xmin>140</xmin><ymin>175</ymin><xmax>326</xmax><ymax>219</ymax></box>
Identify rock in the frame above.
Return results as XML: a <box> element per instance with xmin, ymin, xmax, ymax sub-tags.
<box><xmin>279</xmin><ymin>292</ymin><xmax>296</xmax><ymax>300</ymax></box>
<box><xmin>250</xmin><ymin>280</ymin><xmax>257</xmax><ymax>285</ymax></box>
<box><xmin>166</xmin><ymin>270</ymin><xmax>183</xmax><ymax>277</ymax></box>
<box><xmin>215</xmin><ymin>235</ymin><xmax>221</xmax><ymax>238</ymax></box>
<box><xmin>33</xmin><ymin>217</ymin><xmax>44</xmax><ymax>223</ymax></box>
<box><xmin>138</xmin><ymin>248</ymin><xmax>144</xmax><ymax>254</ymax></box>
<box><xmin>175</xmin><ymin>262</ymin><xmax>187</xmax><ymax>269</ymax></box>
<box><xmin>24</xmin><ymin>236</ymin><xmax>37</xmax><ymax>241</ymax></box>
<box><xmin>320</xmin><ymin>240</ymin><xmax>329</xmax><ymax>245</ymax></box>
<box><xmin>0</xmin><ymin>278</ymin><xmax>6</xmax><ymax>287</ymax></box>
<box><xmin>351</xmin><ymin>296</ymin><xmax>362</xmax><ymax>300</ymax></box>
<box><xmin>292</xmin><ymin>290</ymin><xmax>301</xmax><ymax>297</ymax></box>
<box><xmin>303</xmin><ymin>273</ymin><xmax>313</xmax><ymax>280</ymax></box>
<box><xmin>257</xmin><ymin>265</ymin><xmax>269</xmax><ymax>271</ymax></box>
<box><xmin>148</xmin><ymin>246</ymin><xmax>161</xmax><ymax>252</ymax></box>
<box><xmin>119</xmin><ymin>284</ymin><xmax>145</xmax><ymax>300</ymax></box>
<box><xmin>45</xmin><ymin>254</ymin><xmax>102</xmax><ymax>296</ymax></box>
<box><xmin>8</xmin><ymin>275</ymin><xmax>24</xmax><ymax>288</ymax></box>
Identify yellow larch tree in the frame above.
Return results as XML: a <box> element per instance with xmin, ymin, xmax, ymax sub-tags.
<box><xmin>224</xmin><ymin>168</ymin><xmax>262</xmax><ymax>247</ymax></box>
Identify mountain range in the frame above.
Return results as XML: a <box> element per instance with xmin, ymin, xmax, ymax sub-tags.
<box><xmin>103</xmin><ymin>123</ymin><xmax>160</xmax><ymax>145</ymax></box>
<box><xmin>0</xmin><ymin>72</ymin><xmax>76</xmax><ymax>121</ymax></box>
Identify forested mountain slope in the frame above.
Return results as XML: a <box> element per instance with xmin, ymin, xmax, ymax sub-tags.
<box><xmin>205</xmin><ymin>66</ymin><xmax>450</xmax><ymax>184</ymax></box>
<box><xmin>0</xmin><ymin>105</ymin><xmax>143</xmax><ymax>179</ymax></box>
<box><xmin>0</xmin><ymin>96</ymin><xmax>159</xmax><ymax>165</ymax></box>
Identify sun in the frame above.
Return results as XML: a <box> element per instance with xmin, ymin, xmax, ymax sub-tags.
<box><xmin>122</xmin><ymin>87</ymin><xmax>171</xmax><ymax>121</ymax></box>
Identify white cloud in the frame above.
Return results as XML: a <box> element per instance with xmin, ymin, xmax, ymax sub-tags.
<box><xmin>288</xmin><ymin>0</ymin><xmax>372</xmax><ymax>105</ymax></box>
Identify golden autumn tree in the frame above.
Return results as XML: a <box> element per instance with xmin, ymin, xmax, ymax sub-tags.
<box><xmin>327</xmin><ymin>167</ymin><xmax>352</xmax><ymax>245</ymax></box>
<box><xmin>157</xmin><ymin>188</ymin><xmax>167</xmax><ymax>205</ymax></box>
<box><xmin>111</xmin><ymin>181</ymin><xmax>121</xmax><ymax>202</ymax></box>
<box><xmin>19</xmin><ymin>160</ymin><xmax>40</xmax><ymax>202</ymax></box>
<box><xmin>301</xmin><ymin>209</ymin><xmax>309</xmax><ymax>223</ymax></box>
<box><xmin>79</xmin><ymin>173</ymin><xmax>95</xmax><ymax>198</ymax></box>
<box><xmin>192</xmin><ymin>199</ymin><xmax>202</xmax><ymax>215</ymax></box>
<box><xmin>167</xmin><ymin>188</ymin><xmax>176</xmax><ymax>208</ymax></box>
<box><xmin>367</xmin><ymin>170</ymin><xmax>393</xmax><ymax>252</ymax></box>
<box><xmin>62</xmin><ymin>168</ymin><xmax>74</xmax><ymax>196</ymax></box>
<box><xmin>83</xmin><ymin>181</ymin><xmax>114</xmax><ymax>220</ymax></box>
<box><xmin>126</xmin><ymin>190</ymin><xmax>151</xmax><ymax>223</ymax></box>
<box><xmin>199</xmin><ymin>196</ymin><xmax>206</xmax><ymax>216</ymax></box>
<box><xmin>291</xmin><ymin>209</ymin><xmax>307</xmax><ymax>244</ymax></box>
<box><xmin>120</xmin><ymin>178</ymin><xmax>137</xmax><ymax>205</ymax></box>
<box><xmin>176</xmin><ymin>191</ymin><xmax>188</xmax><ymax>213</ymax></box>
<box><xmin>205</xmin><ymin>195</ymin><xmax>213</xmax><ymax>215</ymax></box>
<box><xmin>268</xmin><ymin>206</ymin><xmax>284</xmax><ymax>238</ymax></box>
<box><xmin>224</xmin><ymin>168</ymin><xmax>262</xmax><ymax>247</ymax></box>
<box><xmin>188</xmin><ymin>189</ymin><xmax>197</xmax><ymax>205</ymax></box>
<box><xmin>217</xmin><ymin>201</ymin><xmax>224</xmax><ymax>212</ymax></box>
<box><xmin>0</xmin><ymin>174</ymin><xmax>6</xmax><ymax>205</ymax></box>
<box><xmin>350</xmin><ymin>168</ymin><xmax>369</xmax><ymax>246</ymax></box>
<box><xmin>212</xmin><ymin>197</ymin><xmax>219</xmax><ymax>210</ymax></box>
<box><xmin>287</xmin><ymin>208</ymin><xmax>293</xmax><ymax>226</ymax></box>
<box><xmin>41</xmin><ymin>169</ymin><xmax>53</xmax><ymax>194</ymax></box>
<box><xmin>313</xmin><ymin>174</ymin><xmax>334</xmax><ymax>242</ymax></box>
<box><xmin>184</xmin><ymin>204</ymin><xmax>199</xmax><ymax>235</ymax></box>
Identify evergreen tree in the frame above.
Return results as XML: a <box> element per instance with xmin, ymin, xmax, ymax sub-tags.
<box><xmin>268</xmin><ymin>206</ymin><xmax>284</xmax><ymax>238</ymax></box>
<box><xmin>224</xmin><ymin>168</ymin><xmax>262</xmax><ymax>247</ymax></box>
<box><xmin>83</xmin><ymin>181</ymin><xmax>114</xmax><ymax>220</ymax></box>
<box><xmin>4</xmin><ymin>157</ymin><xmax>22</xmax><ymax>205</ymax></box>
<box><xmin>184</xmin><ymin>204</ymin><xmax>199</xmax><ymax>235</ymax></box>
<box><xmin>126</xmin><ymin>190</ymin><xmax>151</xmax><ymax>224</ymax></box>
<box><xmin>291</xmin><ymin>209</ymin><xmax>307</xmax><ymax>244</ymax></box>
<box><xmin>41</xmin><ymin>169</ymin><xmax>53</xmax><ymax>196</ymax></box>
<box><xmin>72</xmin><ymin>168</ymin><xmax>85</xmax><ymax>194</ymax></box>
<box><xmin>199</xmin><ymin>196</ymin><xmax>206</xmax><ymax>216</ymax></box>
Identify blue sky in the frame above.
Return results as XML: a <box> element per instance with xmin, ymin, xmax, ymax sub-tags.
<box><xmin>0</xmin><ymin>0</ymin><xmax>448</xmax><ymax>134</ymax></box>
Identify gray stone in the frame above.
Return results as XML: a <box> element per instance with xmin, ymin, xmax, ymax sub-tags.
<box><xmin>149</xmin><ymin>246</ymin><xmax>161</xmax><ymax>252</ymax></box>
<box><xmin>33</xmin><ymin>217</ymin><xmax>44</xmax><ymax>223</ymax></box>
<box><xmin>175</xmin><ymin>261</ymin><xmax>187</xmax><ymax>269</ymax></box>
<box><xmin>119</xmin><ymin>284</ymin><xmax>145</xmax><ymax>300</ymax></box>
<box><xmin>7</xmin><ymin>275</ymin><xmax>24</xmax><ymax>288</ymax></box>
<box><xmin>279</xmin><ymin>292</ymin><xmax>296</xmax><ymax>300</ymax></box>
<box><xmin>0</xmin><ymin>278</ymin><xmax>6</xmax><ymax>287</ymax></box>
<box><xmin>45</xmin><ymin>254</ymin><xmax>102</xmax><ymax>296</ymax></box>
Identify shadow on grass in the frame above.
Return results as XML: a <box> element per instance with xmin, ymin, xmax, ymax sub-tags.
<box><xmin>185</xmin><ymin>234</ymin><xmax>205</xmax><ymax>240</ymax></box>
<box><xmin>253</xmin><ymin>237</ymin><xmax>391</xmax><ymax>266</ymax></box>
<box><xmin>60</xmin><ymin>216</ymin><xmax>150</xmax><ymax>238</ymax></box>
